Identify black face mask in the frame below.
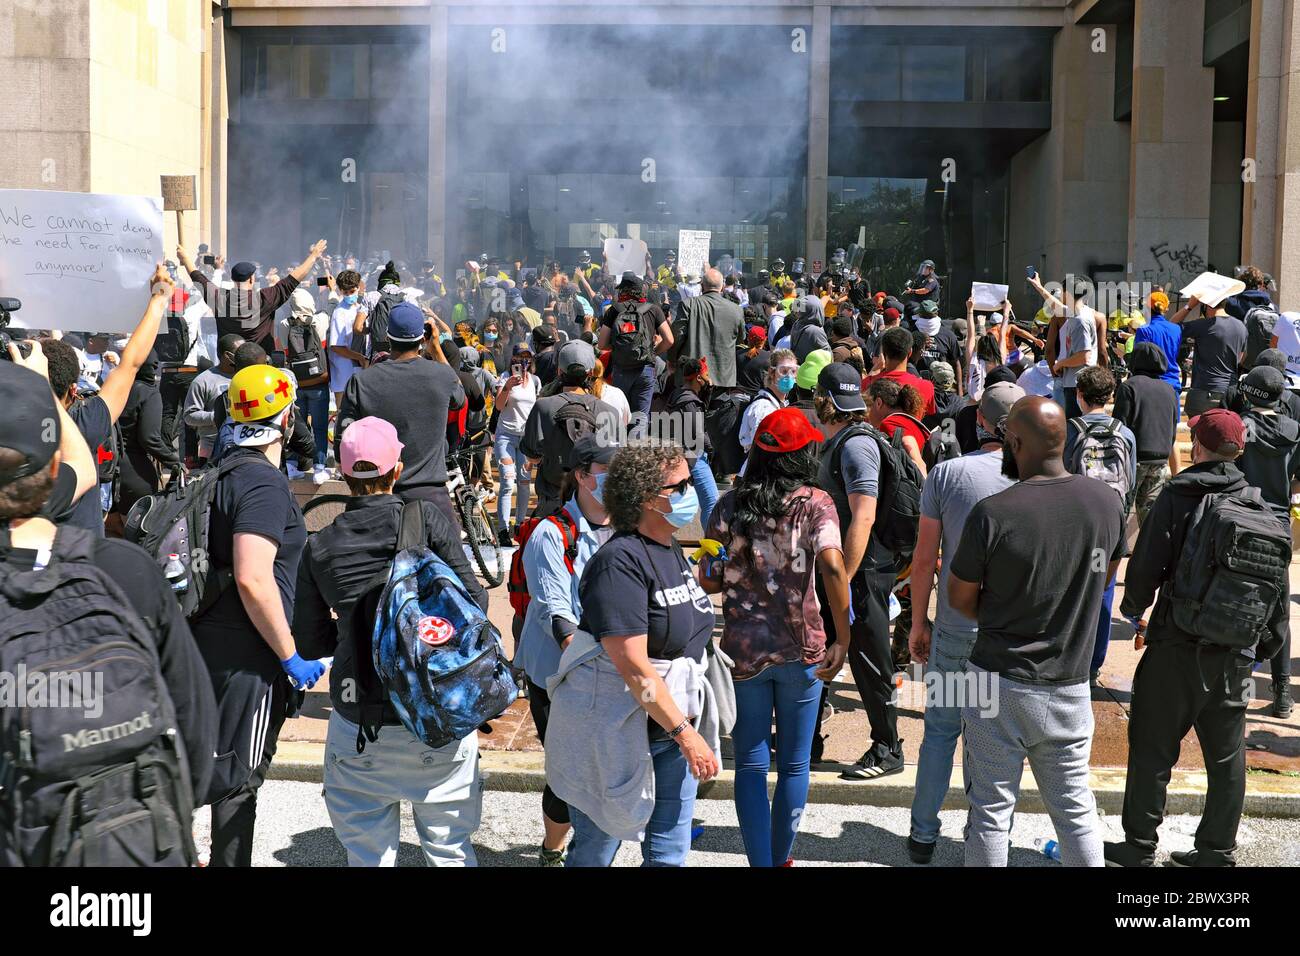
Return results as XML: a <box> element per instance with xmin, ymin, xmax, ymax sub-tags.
<box><xmin>1001</xmin><ymin>447</ymin><xmax>1021</xmax><ymax>481</ymax></box>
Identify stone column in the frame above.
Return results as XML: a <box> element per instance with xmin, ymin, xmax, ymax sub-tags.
<box><xmin>428</xmin><ymin>4</ymin><xmax>449</xmax><ymax>271</ymax></box>
<box><xmin>1126</xmin><ymin>0</ymin><xmax>1216</xmax><ymax>292</ymax></box>
<box><xmin>805</xmin><ymin>3</ymin><xmax>830</xmax><ymax>268</ymax></box>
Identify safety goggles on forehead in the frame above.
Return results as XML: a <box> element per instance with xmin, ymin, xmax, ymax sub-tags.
<box><xmin>659</xmin><ymin>478</ymin><xmax>691</xmax><ymax>497</ymax></box>
<box><xmin>774</xmin><ymin>364</ymin><xmax>799</xmax><ymax>376</ymax></box>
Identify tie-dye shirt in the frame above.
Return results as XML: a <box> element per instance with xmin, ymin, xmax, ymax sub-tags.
<box><xmin>705</xmin><ymin>486</ymin><xmax>843</xmax><ymax>680</ymax></box>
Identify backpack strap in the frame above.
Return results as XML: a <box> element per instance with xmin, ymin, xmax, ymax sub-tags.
<box><xmin>397</xmin><ymin>499</ymin><xmax>425</xmax><ymax>552</ymax></box>
<box><xmin>546</xmin><ymin>510</ymin><xmax>580</xmax><ymax>573</ymax></box>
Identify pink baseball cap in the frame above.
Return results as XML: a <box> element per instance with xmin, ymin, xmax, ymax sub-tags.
<box><xmin>340</xmin><ymin>417</ymin><xmax>404</xmax><ymax>478</ymax></box>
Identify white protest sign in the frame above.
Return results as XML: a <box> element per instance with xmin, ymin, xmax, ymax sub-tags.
<box><xmin>677</xmin><ymin>229</ymin><xmax>711</xmax><ymax>277</ymax></box>
<box><xmin>971</xmin><ymin>281</ymin><xmax>1009</xmax><ymax>311</ymax></box>
<box><xmin>603</xmin><ymin>237</ymin><xmax>649</xmax><ymax>279</ymax></box>
<box><xmin>1180</xmin><ymin>271</ymin><xmax>1245</xmax><ymax>309</ymax></box>
<box><xmin>0</xmin><ymin>189</ymin><xmax>163</xmax><ymax>333</ymax></box>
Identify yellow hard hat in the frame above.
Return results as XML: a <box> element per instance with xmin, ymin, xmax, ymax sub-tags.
<box><xmin>227</xmin><ymin>363</ymin><xmax>296</xmax><ymax>426</ymax></box>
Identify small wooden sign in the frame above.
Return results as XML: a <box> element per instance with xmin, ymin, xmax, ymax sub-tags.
<box><xmin>160</xmin><ymin>175</ymin><xmax>196</xmax><ymax>212</ymax></box>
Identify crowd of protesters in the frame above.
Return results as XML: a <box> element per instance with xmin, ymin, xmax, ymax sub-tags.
<box><xmin>0</xmin><ymin>234</ymin><xmax>1292</xmax><ymax>871</ymax></box>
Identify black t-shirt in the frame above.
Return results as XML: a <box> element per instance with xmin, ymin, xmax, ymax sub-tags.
<box><xmin>534</xmin><ymin>347</ymin><xmax>560</xmax><ymax>388</ymax></box>
<box><xmin>39</xmin><ymin>463</ymin><xmax>80</xmax><ymax>525</ymax></box>
<box><xmin>199</xmin><ymin>448</ymin><xmax>307</xmax><ymax>633</ymax></box>
<box><xmin>579</xmin><ymin>531</ymin><xmax>714</xmax><ymax>663</ymax></box>
<box><xmin>63</xmin><ymin>396</ymin><xmax>113</xmax><ymax>536</ymax></box>
<box><xmin>1183</xmin><ymin>315</ymin><xmax>1248</xmax><ymax>391</ymax></box>
<box><xmin>950</xmin><ymin>474</ymin><xmax>1126</xmax><ymax>685</ymax></box>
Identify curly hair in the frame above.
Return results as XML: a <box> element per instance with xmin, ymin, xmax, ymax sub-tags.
<box><xmin>37</xmin><ymin>337</ymin><xmax>81</xmax><ymax>401</ymax></box>
<box><xmin>603</xmin><ymin>443</ymin><xmax>684</xmax><ymax>533</ymax></box>
<box><xmin>868</xmin><ymin>377</ymin><xmax>923</xmax><ymax>418</ymax></box>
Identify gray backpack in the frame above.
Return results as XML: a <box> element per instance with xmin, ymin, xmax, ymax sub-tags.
<box><xmin>1066</xmin><ymin>417</ymin><xmax>1133</xmax><ymax>506</ymax></box>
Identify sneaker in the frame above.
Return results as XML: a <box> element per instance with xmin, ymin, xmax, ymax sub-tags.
<box><xmin>1272</xmin><ymin>684</ymin><xmax>1293</xmax><ymax>719</ymax></box>
<box><xmin>312</xmin><ymin>465</ymin><xmax>330</xmax><ymax>486</ymax></box>
<box><xmin>1103</xmin><ymin>841</ymin><xmax>1154</xmax><ymax>868</ymax></box>
<box><xmin>538</xmin><ymin>846</ymin><xmax>566</xmax><ymax>867</ymax></box>
<box><xmin>840</xmin><ymin>741</ymin><xmax>904</xmax><ymax>780</ymax></box>
<box><xmin>907</xmin><ymin>836</ymin><xmax>935</xmax><ymax>865</ymax></box>
<box><xmin>779</xmin><ymin>858</ymin><xmax>794</xmax><ymax>867</ymax></box>
<box><xmin>286</xmin><ymin>462</ymin><xmax>306</xmax><ymax>480</ymax></box>
<box><xmin>497</xmin><ymin>527</ymin><xmax>515</xmax><ymax>549</ymax></box>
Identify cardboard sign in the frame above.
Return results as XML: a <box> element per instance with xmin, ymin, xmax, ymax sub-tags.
<box><xmin>677</xmin><ymin>229</ymin><xmax>711</xmax><ymax>277</ymax></box>
<box><xmin>971</xmin><ymin>282</ymin><xmax>1010</xmax><ymax>311</ymax></box>
<box><xmin>1180</xmin><ymin>271</ymin><xmax>1245</xmax><ymax>309</ymax></box>
<box><xmin>160</xmin><ymin>175</ymin><xmax>196</xmax><ymax>212</ymax></box>
<box><xmin>0</xmin><ymin>188</ymin><xmax>164</xmax><ymax>333</ymax></box>
<box><xmin>603</xmin><ymin>237</ymin><xmax>649</xmax><ymax>279</ymax></box>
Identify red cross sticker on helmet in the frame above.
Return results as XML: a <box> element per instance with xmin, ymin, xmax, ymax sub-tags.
<box><xmin>232</xmin><ymin>389</ymin><xmax>260</xmax><ymax>415</ymax></box>
<box><xmin>274</xmin><ymin>379</ymin><xmax>291</xmax><ymax>399</ymax></box>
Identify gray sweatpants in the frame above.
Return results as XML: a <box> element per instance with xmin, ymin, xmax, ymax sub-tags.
<box><xmin>323</xmin><ymin>711</ymin><xmax>482</xmax><ymax>867</ymax></box>
<box><xmin>961</xmin><ymin>666</ymin><xmax>1102</xmax><ymax>867</ymax></box>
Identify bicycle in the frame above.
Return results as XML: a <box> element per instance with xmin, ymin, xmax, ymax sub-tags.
<box><xmin>446</xmin><ymin>438</ymin><xmax>505</xmax><ymax>587</ymax></box>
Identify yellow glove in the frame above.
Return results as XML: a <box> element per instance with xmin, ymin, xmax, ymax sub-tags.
<box><xmin>691</xmin><ymin>539</ymin><xmax>726</xmax><ymax>564</ymax></box>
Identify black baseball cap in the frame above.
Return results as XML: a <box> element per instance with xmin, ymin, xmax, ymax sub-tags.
<box><xmin>230</xmin><ymin>261</ymin><xmax>256</xmax><ymax>282</ymax></box>
<box><xmin>569</xmin><ymin>435</ymin><xmax>618</xmax><ymax>472</ymax></box>
<box><xmin>1241</xmin><ymin>365</ymin><xmax>1285</xmax><ymax>406</ymax></box>
<box><xmin>0</xmin><ymin>361</ymin><xmax>61</xmax><ymax>484</ymax></box>
<box><xmin>817</xmin><ymin>362</ymin><xmax>866</xmax><ymax>412</ymax></box>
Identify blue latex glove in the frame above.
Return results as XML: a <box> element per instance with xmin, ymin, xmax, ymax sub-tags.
<box><xmin>281</xmin><ymin>652</ymin><xmax>326</xmax><ymax>690</ymax></box>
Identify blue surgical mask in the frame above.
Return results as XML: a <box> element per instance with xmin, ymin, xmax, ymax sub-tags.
<box><xmin>484</xmin><ymin>332</ymin><xmax>498</xmax><ymax>342</ymax></box>
<box><xmin>777</xmin><ymin>375</ymin><xmax>796</xmax><ymax>394</ymax></box>
<box><xmin>592</xmin><ymin>471</ymin><xmax>609</xmax><ymax>505</ymax></box>
<box><xmin>661</xmin><ymin>484</ymin><xmax>699</xmax><ymax>529</ymax></box>
<box><xmin>341</xmin><ymin>294</ymin><xmax>359</xmax><ymax>308</ymax></box>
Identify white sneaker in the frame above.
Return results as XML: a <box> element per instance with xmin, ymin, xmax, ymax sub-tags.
<box><xmin>312</xmin><ymin>465</ymin><xmax>330</xmax><ymax>486</ymax></box>
<box><xmin>286</xmin><ymin>462</ymin><xmax>306</xmax><ymax>480</ymax></box>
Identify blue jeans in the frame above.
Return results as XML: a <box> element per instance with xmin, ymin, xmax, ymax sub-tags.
<box><xmin>296</xmin><ymin>384</ymin><xmax>329</xmax><ymax>467</ymax></box>
<box><xmin>910</xmin><ymin>622</ymin><xmax>979</xmax><ymax>844</ymax></box>
<box><xmin>1092</xmin><ymin>579</ymin><xmax>1115</xmax><ymax>675</ymax></box>
<box><xmin>612</xmin><ymin>363</ymin><xmax>656</xmax><ymax>421</ymax></box>
<box><xmin>731</xmin><ymin>661</ymin><xmax>821</xmax><ymax>867</ymax></box>
<box><xmin>492</xmin><ymin>429</ymin><xmax>530</xmax><ymax>530</ymax></box>
<box><xmin>565</xmin><ymin>737</ymin><xmax>697</xmax><ymax>867</ymax></box>
<box><xmin>690</xmin><ymin>453</ymin><xmax>718</xmax><ymax>532</ymax></box>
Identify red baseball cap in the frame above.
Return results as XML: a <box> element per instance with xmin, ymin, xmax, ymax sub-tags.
<box><xmin>753</xmin><ymin>407</ymin><xmax>824</xmax><ymax>454</ymax></box>
<box><xmin>1188</xmin><ymin>408</ymin><xmax>1245</xmax><ymax>454</ymax></box>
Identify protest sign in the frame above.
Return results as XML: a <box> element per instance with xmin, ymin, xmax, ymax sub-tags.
<box><xmin>971</xmin><ymin>281</ymin><xmax>1010</xmax><ymax>311</ymax></box>
<box><xmin>677</xmin><ymin>229</ymin><xmax>711</xmax><ymax>277</ymax></box>
<box><xmin>1180</xmin><ymin>271</ymin><xmax>1245</xmax><ymax>308</ymax></box>
<box><xmin>1271</xmin><ymin>312</ymin><xmax>1300</xmax><ymax>388</ymax></box>
<box><xmin>603</xmin><ymin>237</ymin><xmax>649</xmax><ymax>279</ymax></box>
<box><xmin>0</xmin><ymin>188</ymin><xmax>163</xmax><ymax>333</ymax></box>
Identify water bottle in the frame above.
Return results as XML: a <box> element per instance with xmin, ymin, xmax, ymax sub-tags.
<box><xmin>163</xmin><ymin>553</ymin><xmax>187</xmax><ymax>594</ymax></box>
<box><xmin>1035</xmin><ymin>837</ymin><xmax>1061</xmax><ymax>862</ymax></box>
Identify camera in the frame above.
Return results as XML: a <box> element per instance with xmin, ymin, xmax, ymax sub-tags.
<box><xmin>0</xmin><ymin>297</ymin><xmax>31</xmax><ymax>360</ymax></box>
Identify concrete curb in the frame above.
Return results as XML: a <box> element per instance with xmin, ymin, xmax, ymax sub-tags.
<box><xmin>270</xmin><ymin>741</ymin><xmax>1300</xmax><ymax>818</ymax></box>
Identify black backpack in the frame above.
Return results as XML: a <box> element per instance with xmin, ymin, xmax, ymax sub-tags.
<box><xmin>365</xmin><ymin>290</ymin><xmax>405</xmax><ymax>358</ymax></box>
<box><xmin>610</xmin><ymin>301</ymin><xmax>656</xmax><ymax>369</ymax></box>
<box><xmin>0</xmin><ymin>526</ymin><xmax>196</xmax><ymax>866</ymax></box>
<box><xmin>153</xmin><ymin>313</ymin><xmax>192</xmax><ymax>366</ymax></box>
<box><xmin>123</xmin><ymin>454</ymin><xmax>277</xmax><ymax>621</ymax></box>
<box><xmin>828</xmin><ymin>423</ymin><xmax>924</xmax><ymax>560</ymax></box>
<box><xmin>285</xmin><ymin>317</ymin><xmax>326</xmax><ymax>382</ymax></box>
<box><xmin>923</xmin><ymin>417</ymin><xmax>963</xmax><ymax>470</ymax></box>
<box><xmin>1244</xmin><ymin>304</ymin><xmax>1281</xmax><ymax>369</ymax></box>
<box><xmin>1167</xmin><ymin>488</ymin><xmax>1290</xmax><ymax>651</ymax></box>
<box><xmin>540</xmin><ymin>396</ymin><xmax>598</xmax><ymax>494</ymax></box>
<box><xmin>76</xmin><ymin>397</ymin><xmax>123</xmax><ymax>510</ymax></box>
<box><xmin>704</xmin><ymin>389</ymin><xmax>757</xmax><ymax>476</ymax></box>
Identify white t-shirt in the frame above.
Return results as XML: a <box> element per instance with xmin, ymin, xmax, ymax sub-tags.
<box><xmin>1272</xmin><ymin>311</ymin><xmax>1300</xmax><ymax>387</ymax></box>
<box><xmin>598</xmin><ymin>382</ymin><xmax>631</xmax><ymax>428</ymax></box>
<box><xmin>496</xmin><ymin>371</ymin><xmax>539</xmax><ymax>434</ymax></box>
<box><xmin>1016</xmin><ymin>360</ymin><xmax>1055</xmax><ymax>398</ymax></box>
<box><xmin>328</xmin><ymin>302</ymin><xmax>362</xmax><ymax>392</ymax></box>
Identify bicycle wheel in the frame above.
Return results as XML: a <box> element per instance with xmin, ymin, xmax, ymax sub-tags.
<box><xmin>457</xmin><ymin>489</ymin><xmax>505</xmax><ymax>587</ymax></box>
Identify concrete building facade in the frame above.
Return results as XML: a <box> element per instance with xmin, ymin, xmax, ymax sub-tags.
<box><xmin>2</xmin><ymin>0</ymin><xmax>1297</xmax><ymax>316</ymax></box>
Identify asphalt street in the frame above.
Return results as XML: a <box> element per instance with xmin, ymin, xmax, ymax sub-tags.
<box><xmin>194</xmin><ymin>780</ymin><xmax>1300</xmax><ymax>867</ymax></box>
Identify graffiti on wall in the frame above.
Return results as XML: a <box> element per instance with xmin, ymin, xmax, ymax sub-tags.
<box><xmin>1140</xmin><ymin>241</ymin><xmax>1206</xmax><ymax>290</ymax></box>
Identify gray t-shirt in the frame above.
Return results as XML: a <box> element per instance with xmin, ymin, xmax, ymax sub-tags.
<box><xmin>1058</xmin><ymin>310</ymin><xmax>1097</xmax><ymax>388</ymax></box>
<box><xmin>920</xmin><ymin>450</ymin><xmax>1013</xmax><ymax>631</ymax></box>
<box><xmin>1183</xmin><ymin>314</ymin><xmax>1248</xmax><ymax>391</ymax></box>
<box><xmin>818</xmin><ymin>427</ymin><xmax>892</xmax><ymax>569</ymax></box>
